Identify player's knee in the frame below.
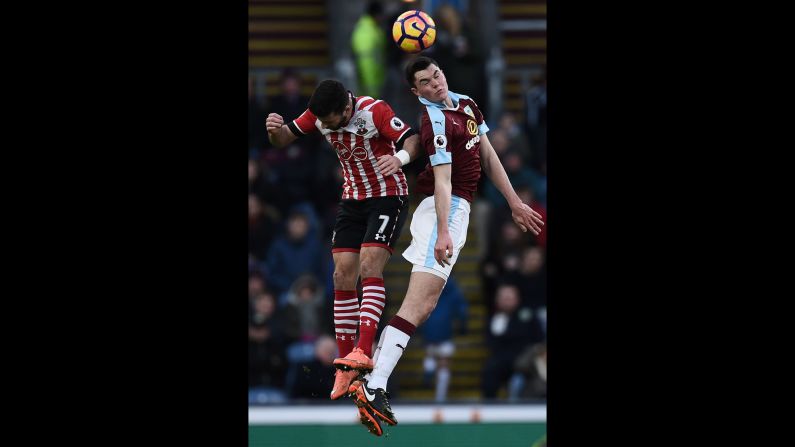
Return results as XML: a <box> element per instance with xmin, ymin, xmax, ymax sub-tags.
<box><xmin>358</xmin><ymin>260</ymin><xmax>383</xmax><ymax>279</ymax></box>
<box><xmin>333</xmin><ymin>268</ymin><xmax>355</xmax><ymax>288</ymax></box>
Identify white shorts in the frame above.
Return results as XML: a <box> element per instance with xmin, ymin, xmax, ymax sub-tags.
<box><xmin>402</xmin><ymin>195</ymin><xmax>471</xmax><ymax>281</ymax></box>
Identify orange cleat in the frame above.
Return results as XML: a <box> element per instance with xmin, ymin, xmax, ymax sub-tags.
<box><xmin>333</xmin><ymin>347</ymin><xmax>373</xmax><ymax>373</ymax></box>
<box><xmin>330</xmin><ymin>369</ymin><xmax>360</xmax><ymax>400</ymax></box>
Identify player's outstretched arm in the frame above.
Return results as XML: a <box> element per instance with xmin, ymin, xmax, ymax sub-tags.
<box><xmin>376</xmin><ymin>133</ymin><xmax>422</xmax><ymax>176</ymax></box>
<box><xmin>265</xmin><ymin>112</ymin><xmax>299</xmax><ymax>148</ymax></box>
<box><xmin>479</xmin><ymin>134</ymin><xmax>544</xmax><ymax>235</ymax></box>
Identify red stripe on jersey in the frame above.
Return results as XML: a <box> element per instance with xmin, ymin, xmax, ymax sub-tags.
<box><xmin>333</xmin><ymin>132</ymin><xmax>361</xmax><ymax>199</ymax></box>
<box><xmin>356</xmin><ymin>132</ymin><xmax>382</xmax><ymax>198</ymax></box>
<box><xmin>363</xmin><ymin>137</ymin><xmax>388</xmax><ymax>197</ymax></box>
<box><xmin>332</xmin><ymin>132</ymin><xmax>356</xmax><ymax>200</ymax></box>
<box><xmin>347</xmin><ymin>131</ymin><xmax>367</xmax><ymax>199</ymax></box>
<box><xmin>357</xmin><ymin>97</ymin><xmax>376</xmax><ymax>111</ymax></box>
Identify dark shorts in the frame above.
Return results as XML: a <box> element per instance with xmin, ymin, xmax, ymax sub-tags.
<box><xmin>331</xmin><ymin>195</ymin><xmax>409</xmax><ymax>254</ymax></box>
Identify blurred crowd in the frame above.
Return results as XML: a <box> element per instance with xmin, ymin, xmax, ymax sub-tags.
<box><xmin>248</xmin><ymin>0</ymin><xmax>547</xmax><ymax>404</ymax></box>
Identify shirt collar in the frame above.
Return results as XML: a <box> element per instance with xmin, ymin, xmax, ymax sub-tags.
<box><xmin>418</xmin><ymin>90</ymin><xmax>460</xmax><ymax>109</ymax></box>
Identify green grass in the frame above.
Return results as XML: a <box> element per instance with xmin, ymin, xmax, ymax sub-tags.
<box><xmin>249</xmin><ymin>422</ymin><xmax>546</xmax><ymax>447</ymax></box>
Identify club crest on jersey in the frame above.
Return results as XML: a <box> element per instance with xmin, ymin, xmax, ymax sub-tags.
<box><xmin>434</xmin><ymin>134</ymin><xmax>447</xmax><ymax>149</ymax></box>
<box><xmin>390</xmin><ymin>117</ymin><xmax>405</xmax><ymax>131</ymax></box>
<box><xmin>354</xmin><ymin>117</ymin><xmax>367</xmax><ymax>134</ymax></box>
<box><xmin>467</xmin><ymin>119</ymin><xmax>478</xmax><ymax>135</ymax></box>
<box><xmin>463</xmin><ymin>105</ymin><xmax>475</xmax><ymax>118</ymax></box>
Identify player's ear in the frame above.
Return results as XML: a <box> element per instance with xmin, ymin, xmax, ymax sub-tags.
<box><xmin>410</xmin><ymin>87</ymin><xmax>419</xmax><ymax>97</ymax></box>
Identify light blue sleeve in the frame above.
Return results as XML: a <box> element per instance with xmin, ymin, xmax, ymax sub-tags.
<box><xmin>426</xmin><ymin>105</ymin><xmax>451</xmax><ymax>166</ymax></box>
<box><xmin>478</xmin><ymin>122</ymin><xmax>490</xmax><ymax>135</ymax></box>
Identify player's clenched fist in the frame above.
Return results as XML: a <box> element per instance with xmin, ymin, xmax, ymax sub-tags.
<box><xmin>266</xmin><ymin>113</ymin><xmax>284</xmax><ymax>134</ymax></box>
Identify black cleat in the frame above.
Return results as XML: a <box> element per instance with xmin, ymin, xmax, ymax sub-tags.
<box><xmin>357</xmin><ymin>404</ymin><xmax>383</xmax><ymax>436</ymax></box>
<box><xmin>353</xmin><ymin>379</ymin><xmax>397</xmax><ymax>426</ymax></box>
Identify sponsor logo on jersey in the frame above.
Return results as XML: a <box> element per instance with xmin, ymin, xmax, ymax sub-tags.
<box><xmin>467</xmin><ymin>119</ymin><xmax>478</xmax><ymax>135</ymax></box>
<box><xmin>332</xmin><ymin>140</ymin><xmax>351</xmax><ymax>159</ymax></box>
<box><xmin>352</xmin><ymin>146</ymin><xmax>368</xmax><ymax>160</ymax></box>
<box><xmin>465</xmin><ymin>134</ymin><xmax>481</xmax><ymax>150</ymax></box>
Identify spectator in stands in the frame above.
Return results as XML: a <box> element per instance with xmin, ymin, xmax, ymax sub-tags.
<box><xmin>281</xmin><ymin>274</ymin><xmax>334</xmax><ymax>399</ymax></box>
<box><xmin>249</xmin><ymin>271</ymin><xmax>267</xmax><ymax>299</ymax></box>
<box><xmin>268</xmin><ymin>68</ymin><xmax>311</xmax><ymax>134</ymax></box>
<box><xmin>496</xmin><ymin>112</ymin><xmax>532</xmax><ymax>167</ymax></box>
<box><xmin>249</xmin><ymin>291</ymin><xmax>288</xmax><ymax>401</ymax></box>
<box><xmin>352</xmin><ymin>1</ymin><xmax>387</xmax><ymax>98</ymax></box>
<box><xmin>262</xmin><ymin>69</ymin><xmax>320</xmax><ymax>213</ymax></box>
<box><xmin>428</xmin><ymin>4</ymin><xmax>487</xmax><ymax>116</ymax></box>
<box><xmin>510</xmin><ymin>341</ymin><xmax>547</xmax><ymax>400</ymax></box>
<box><xmin>287</xmin><ymin>334</ymin><xmax>338</xmax><ymax>399</ymax></box>
<box><xmin>481</xmin><ymin>219</ymin><xmax>531</xmax><ymax>315</ymax></box>
<box><xmin>517</xmin><ymin>245</ymin><xmax>547</xmax><ymax>315</ymax></box>
<box><xmin>481</xmin><ymin>284</ymin><xmax>543</xmax><ymax>399</ymax></box>
<box><xmin>282</xmin><ymin>274</ymin><xmax>333</xmax><ymax>342</ymax></box>
<box><xmin>265</xmin><ymin>207</ymin><xmax>323</xmax><ymax>301</ymax></box>
<box><xmin>248</xmin><ymin>193</ymin><xmax>280</xmax><ymax>263</ymax></box>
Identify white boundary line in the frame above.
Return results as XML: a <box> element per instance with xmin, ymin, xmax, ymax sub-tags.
<box><xmin>249</xmin><ymin>405</ymin><xmax>546</xmax><ymax>425</ymax></box>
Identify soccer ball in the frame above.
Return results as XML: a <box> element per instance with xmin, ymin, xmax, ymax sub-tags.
<box><xmin>392</xmin><ymin>10</ymin><xmax>436</xmax><ymax>53</ymax></box>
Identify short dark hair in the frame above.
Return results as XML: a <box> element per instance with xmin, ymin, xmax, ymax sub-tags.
<box><xmin>405</xmin><ymin>56</ymin><xmax>440</xmax><ymax>87</ymax></box>
<box><xmin>308</xmin><ymin>80</ymin><xmax>348</xmax><ymax>117</ymax></box>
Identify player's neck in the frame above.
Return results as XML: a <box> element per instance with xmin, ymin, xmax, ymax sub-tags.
<box><xmin>340</xmin><ymin>93</ymin><xmax>354</xmax><ymax>127</ymax></box>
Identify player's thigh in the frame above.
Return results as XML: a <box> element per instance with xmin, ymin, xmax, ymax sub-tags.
<box><xmin>361</xmin><ymin>195</ymin><xmax>409</xmax><ymax>254</ymax></box>
<box><xmin>332</xmin><ymin>199</ymin><xmax>368</xmax><ymax>254</ymax></box>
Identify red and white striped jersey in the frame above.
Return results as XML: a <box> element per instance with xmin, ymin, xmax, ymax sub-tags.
<box><xmin>289</xmin><ymin>95</ymin><xmax>412</xmax><ymax>200</ymax></box>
